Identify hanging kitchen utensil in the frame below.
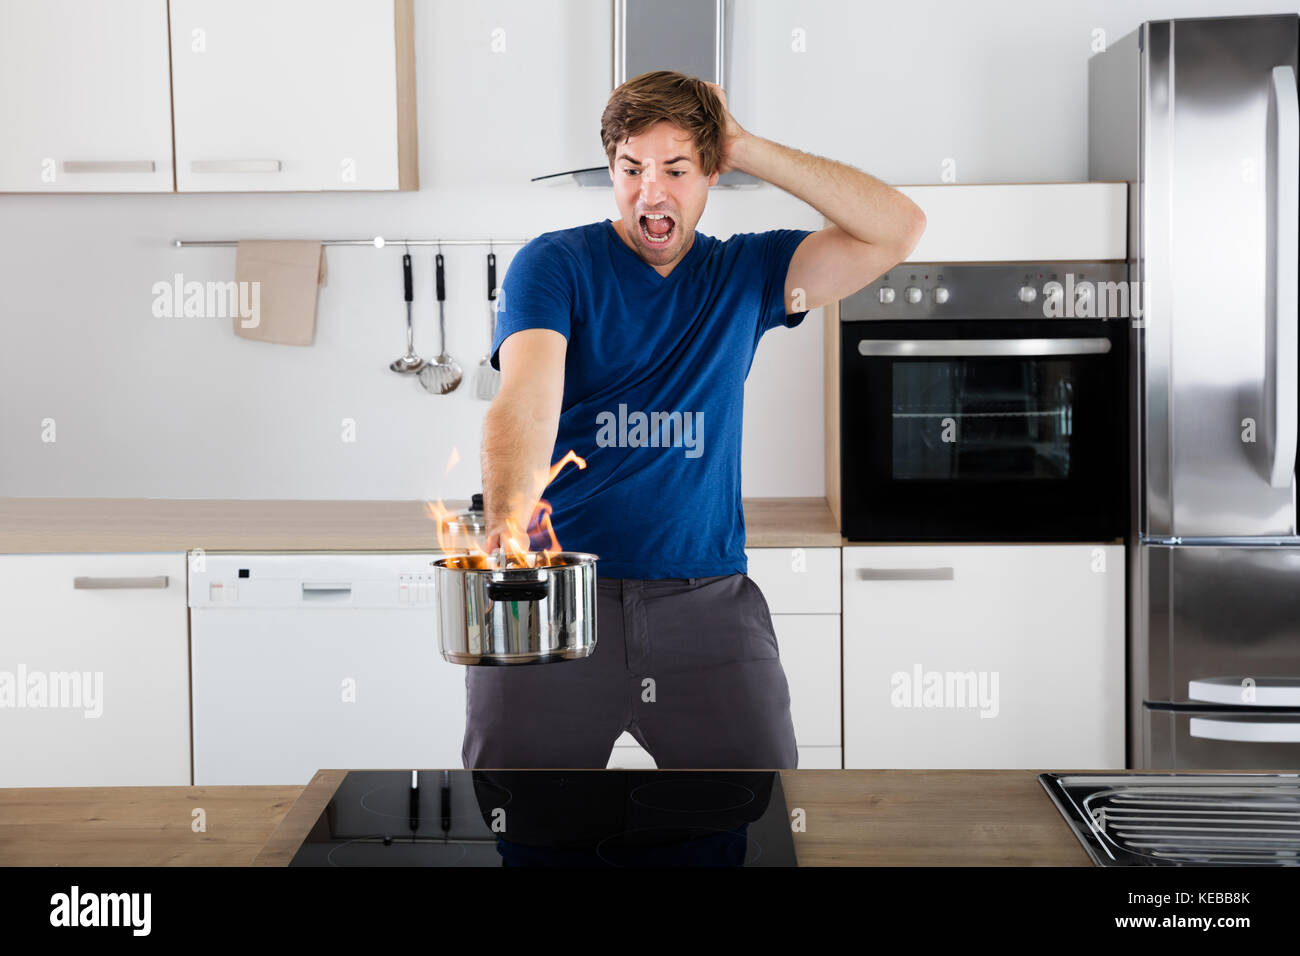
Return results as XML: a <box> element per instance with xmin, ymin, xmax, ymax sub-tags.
<box><xmin>389</xmin><ymin>251</ymin><xmax>426</xmax><ymax>374</ymax></box>
<box><xmin>431</xmin><ymin>550</ymin><xmax>599</xmax><ymax>664</ymax></box>
<box><xmin>473</xmin><ymin>251</ymin><xmax>502</xmax><ymax>400</ymax></box>
<box><xmin>418</xmin><ymin>252</ymin><xmax>463</xmax><ymax>394</ymax></box>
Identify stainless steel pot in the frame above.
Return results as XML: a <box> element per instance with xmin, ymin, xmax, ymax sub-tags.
<box><xmin>431</xmin><ymin>551</ymin><xmax>598</xmax><ymax>665</ymax></box>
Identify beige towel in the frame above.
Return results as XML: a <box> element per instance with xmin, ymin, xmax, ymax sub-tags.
<box><xmin>233</xmin><ymin>240</ymin><xmax>328</xmax><ymax>346</ymax></box>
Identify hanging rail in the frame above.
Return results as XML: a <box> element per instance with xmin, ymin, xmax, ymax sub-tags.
<box><xmin>172</xmin><ymin>237</ymin><xmax>530</xmax><ymax>248</ymax></box>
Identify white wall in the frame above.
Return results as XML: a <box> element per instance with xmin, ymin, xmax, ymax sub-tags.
<box><xmin>0</xmin><ymin>0</ymin><xmax>1283</xmax><ymax>500</ymax></box>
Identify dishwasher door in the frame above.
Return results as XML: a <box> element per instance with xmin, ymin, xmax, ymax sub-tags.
<box><xmin>189</xmin><ymin>552</ymin><xmax>465</xmax><ymax>785</ymax></box>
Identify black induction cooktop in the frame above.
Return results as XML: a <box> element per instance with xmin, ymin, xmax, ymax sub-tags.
<box><xmin>289</xmin><ymin>769</ymin><xmax>797</xmax><ymax>867</ymax></box>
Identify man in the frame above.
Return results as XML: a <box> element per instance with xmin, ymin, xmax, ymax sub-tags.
<box><xmin>466</xmin><ymin>71</ymin><xmax>924</xmax><ymax>770</ymax></box>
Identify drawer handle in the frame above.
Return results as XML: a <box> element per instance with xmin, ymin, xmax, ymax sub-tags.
<box><xmin>191</xmin><ymin>159</ymin><xmax>282</xmax><ymax>174</ymax></box>
<box><xmin>73</xmin><ymin>575</ymin><xmax>169</xmax><ymax>590</ymax></box>
<box><xmin>62</xmin><ymin>160</ymin><xmax>156</xmax><ymax>174</ymax></box>
<box><xmin>855</xmin><ymin>567</ymin><xmax>954</xmax><ymax>581</ymax></box>
<box><xmin>1189</xmin><ymin>718</ymin><xmax>1300</xmax><ymax>743</ymax></box>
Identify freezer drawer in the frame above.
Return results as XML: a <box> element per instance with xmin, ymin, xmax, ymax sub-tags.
<box><xmin>1144</xmin><ymin>707</ymin><xmax>1300</xmax><ymax>770</ymax></box>
<box><xmin>1141</xmin><ymin>544</ymin><xmax>1300</xmax><ymax>705</ymax></box>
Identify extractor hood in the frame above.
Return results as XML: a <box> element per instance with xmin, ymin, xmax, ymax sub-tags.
<box><xmin>532</xmin><ymin>0</ymin><xmax>757</xmax><ymax>188</ymax></box>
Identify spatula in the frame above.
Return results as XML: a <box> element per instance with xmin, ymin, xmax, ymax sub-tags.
<box><xmin>473</xmin><ymin>251</ymin><xmax>502</xmax><ymax>400</ymax></box>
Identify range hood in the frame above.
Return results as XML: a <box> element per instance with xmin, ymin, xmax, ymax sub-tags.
<box><xmin>532</xmin><ymin>0</ymin><xmax>757</xmax><ymax>188</ymax></box>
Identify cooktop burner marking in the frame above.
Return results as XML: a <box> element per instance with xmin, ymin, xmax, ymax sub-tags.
<box><xmin>629</xmin><ymin>779</ymin><xmax>756</xmax><ymax>813</ymax></box>
<box><xmin>325</xmin><ymin>837</ymin><xmax>470</xmax><ymax>867</ymax></box>
<box><xmin>594</xmin><ymin>825</ymin><xmax>760</xmax><ymax>867</ymax></box>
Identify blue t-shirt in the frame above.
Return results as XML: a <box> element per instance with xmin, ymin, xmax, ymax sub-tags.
<box><xmin>490</xmin><ymin>219</ymin><xmax>812</xmax><ymax>579</ymax></box>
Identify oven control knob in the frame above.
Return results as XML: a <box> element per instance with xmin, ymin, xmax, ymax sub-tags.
<box><xmin>933</xmin><ymin>286</ymin><xmax>950</xmax><ymax>304</ymax></box>
<box><xmin>1017</xmin><ymin>285</ymin><xmax>1037</xmax><ymax>303</ymax></box>
<box><xmin>904</xmin><ymin>286</ymin><xmax>923</xmax><ymax>304</ymax></box>
<box><xmin>878</xmin><ymin>286</ymin><xmax>896</xmax><ymax>304</ymax></box>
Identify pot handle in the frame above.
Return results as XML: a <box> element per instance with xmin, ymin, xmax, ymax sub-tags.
<box><xmin>486</xmin><ymin>577</ymin><xmax>549</xmax><ymax>602</ymax></box>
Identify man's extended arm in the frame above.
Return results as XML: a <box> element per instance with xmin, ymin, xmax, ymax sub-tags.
<box><xmin>706</xmin><ymin>83</ymin><xmax>926</xmax><ymax>312</ymax></box>
<box><xmin>482</xmin><ymin>328</ymin><xmax>567</xmax><ymax>553</ymax></box>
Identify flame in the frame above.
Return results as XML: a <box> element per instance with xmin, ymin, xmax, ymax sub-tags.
<box><xmin>424</xmin><ymin>450</ymin><xmax>586</xmax><ymax>569</ymax></box>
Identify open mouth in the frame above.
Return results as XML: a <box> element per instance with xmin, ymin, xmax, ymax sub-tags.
<box><xmin>639</xmin><ymin>213</ymin><xmax>676</xmax><ymax>245</ymax></box>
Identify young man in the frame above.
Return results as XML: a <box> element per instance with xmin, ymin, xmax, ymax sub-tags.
<box><xmin>467</xmin><ymin>71</ymin><xmax>925</xmax><ymax>770</ymax></box>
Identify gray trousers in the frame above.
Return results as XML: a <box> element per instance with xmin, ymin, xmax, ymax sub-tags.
<box><xmin>462</xmin><ymin>573</ymin><xmax>799</xmax><ymax>770</ymax></box>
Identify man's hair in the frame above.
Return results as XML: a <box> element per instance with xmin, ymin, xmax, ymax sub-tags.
<box><xmin>601</xmin><ymin>71</ymin><xmax>726</xmax><ymax>176</ymax></box>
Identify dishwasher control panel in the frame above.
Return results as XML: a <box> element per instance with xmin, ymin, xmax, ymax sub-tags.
<box><xmin>397</xmin><ymin>574</ymin><xmax>434</xmax><ymax>605</ymax></box>
<box><xmin>187</xmin><ymin>552</ymin><xmax>446</xmax><ymax>609</ymax></box>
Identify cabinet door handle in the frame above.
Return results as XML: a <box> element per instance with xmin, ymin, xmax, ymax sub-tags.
<box><xmin>855</xmin><ymin>567</ymin><xmax>954</xmax><ymax>581</ymax></box>
<box><xmin>190</xmin><ymin>160</ymin><xmax>282</xmax><ymax>173</ymax></box>
<box><xmin>62</xmin><ymin>160</ymin><xmax>156</xmax><ymax>174</ymax></box>
<box><xmin>73</xmin><ymin>575</ymin><xmax>169</xmax><ymax>590</ymax></box>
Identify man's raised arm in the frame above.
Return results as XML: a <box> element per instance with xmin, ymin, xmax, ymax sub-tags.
<box><xmin>704</xmin><ymin>82</ymin><xmax>926</xmax><ymax>313</ymax></box>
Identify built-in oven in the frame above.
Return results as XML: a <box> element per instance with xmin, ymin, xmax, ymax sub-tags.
<box><xmin>839</xmin><ymin>261</ymin><xmax>1129</xmax><ymax>541</ymax></box>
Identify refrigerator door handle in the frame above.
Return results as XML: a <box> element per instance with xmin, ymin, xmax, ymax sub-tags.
<box><xmin>1188</xmin><ymin>677</ymin><xmax>1300</xmax><ymax>706</ymax></box>
<box><xmin>1266</xmin><ymin>65</ymin><xmax>1299</xmax><ymax>490</ymax></box>
<box><xmin>1189</xmin><ymin>717</ymin><xmax>1300</xmax><ymax>743</ymax></box>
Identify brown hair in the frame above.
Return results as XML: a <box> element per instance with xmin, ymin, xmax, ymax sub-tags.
<box><xmin>601</xmin><ymin>71</ymin><xmax>726</xmax><ymax>176</ymax></box>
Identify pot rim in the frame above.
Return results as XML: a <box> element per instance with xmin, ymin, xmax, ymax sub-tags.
<box><xmin>429</xmin><ymin>550</ymin><xmax>600</xmax><ymax>573</ymax></box>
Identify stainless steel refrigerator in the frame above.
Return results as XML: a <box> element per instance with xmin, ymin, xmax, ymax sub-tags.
<box><xmin>1090</xmin><ymin>14</ymin><xmax>1300</xmax><ymax>769</ymax></box>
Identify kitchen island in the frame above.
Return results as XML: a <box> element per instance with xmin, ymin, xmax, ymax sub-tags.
<box><xmin>0</xmin><ymin>770</ymin><xmax>1092</xmax><ymax>866</ymax></box>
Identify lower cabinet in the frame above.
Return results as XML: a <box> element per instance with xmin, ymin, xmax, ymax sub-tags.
<box><xmin>608</xmin><ymin>548</ymin><xmax>843</xmax><ymax>769</ymax></box>
<box><xmin>841</xmin><ymin>544</ymin><xmax>1125</xmax><ymax>769</ymax></box>
<box><xmin>0</xmin><ymin>553</ymin><xmax>191</xmax><ymax>787</ymax></box>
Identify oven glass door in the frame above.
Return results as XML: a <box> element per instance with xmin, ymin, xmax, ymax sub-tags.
<box><xmin>840</xmin><ymin>319</ymin><xmax>1127</xmax><ymax>540</ymax></box>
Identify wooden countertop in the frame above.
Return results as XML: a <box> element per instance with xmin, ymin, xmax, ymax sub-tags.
<box><xmin>0</xmin><ymin>496</ymin><xmax>840</xmax><ymax>553</ymax></box>
<box><xmin>0</xmin><ymin>770</ymin><xmax>1093</xmax><ymax>866</ymax></box>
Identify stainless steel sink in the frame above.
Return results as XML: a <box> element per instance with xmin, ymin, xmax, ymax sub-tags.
<box><xmin>1040</xmin><ymin>773</ymin><xmax>1300</xmax><ymax>866</ymax></box>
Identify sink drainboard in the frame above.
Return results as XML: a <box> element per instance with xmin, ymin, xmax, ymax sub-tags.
<box><xmin>1040</xmin><ymin>773</ymin><xmax>1300</xmax><ymax>866</ymax></box>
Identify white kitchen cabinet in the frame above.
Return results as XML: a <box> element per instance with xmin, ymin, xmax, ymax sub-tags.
<box><xmin>608</xmin><ymin>736</ymin><xmax>659</xmax><ymax>769</ymax></box>
<box><xmin>773</xmin><ymin>614</ymin><xmax>840</xmax><ymax>747</ymax></box>
<box><xmin>842</xmin><ymin>545</ymin><xmax>1125</xmax><ymax>769</ymax></box>
<box><xmin>169</xmin><ymin>0</ymin><xmax>417</xmax><ymax>191</ymax></box>
<box><xmin>0</xmin><ymin>0</ymin><xmax>175</xmax><ymax>192</ymax></box>
<box><xmin>0</xmin><ymin>553</ymin><xmax>191</xmax><ymax>786</ymax></box>
<box><xmin>744</xmin><ymin>547</ymin><xmax>841</xmax><ymax>614</ymax></box>
<box><xmin>606</xmin><ymin>549</ymin><xmax>843</xmax><ymax>768</ymax></box>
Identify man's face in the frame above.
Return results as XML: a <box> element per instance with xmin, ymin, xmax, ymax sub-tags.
<box><xmin>609</xmin><ymin>121</ymin><xmax>718</xmax><ymax>273</ymax></box>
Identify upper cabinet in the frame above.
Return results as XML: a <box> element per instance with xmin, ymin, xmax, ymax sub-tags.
<box><xmin>0</xmin><ymin>0</ymin><xmax>175</xmax><ymax>192</ymax></box>
<box><xmin>0</xmin><ymin>0</ymin><xmax>417</xmax><ymax>193</ymax></box>
<box><xmin>169</xmin><ymin>0</ymin><xmax>417</xmax><ymax>192</ymax></box>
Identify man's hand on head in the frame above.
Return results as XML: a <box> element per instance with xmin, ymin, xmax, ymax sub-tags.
<box><xmin>702</xmin><ymin>81</ymin><xmax>749</xmax><ymax>175</ymax></box>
